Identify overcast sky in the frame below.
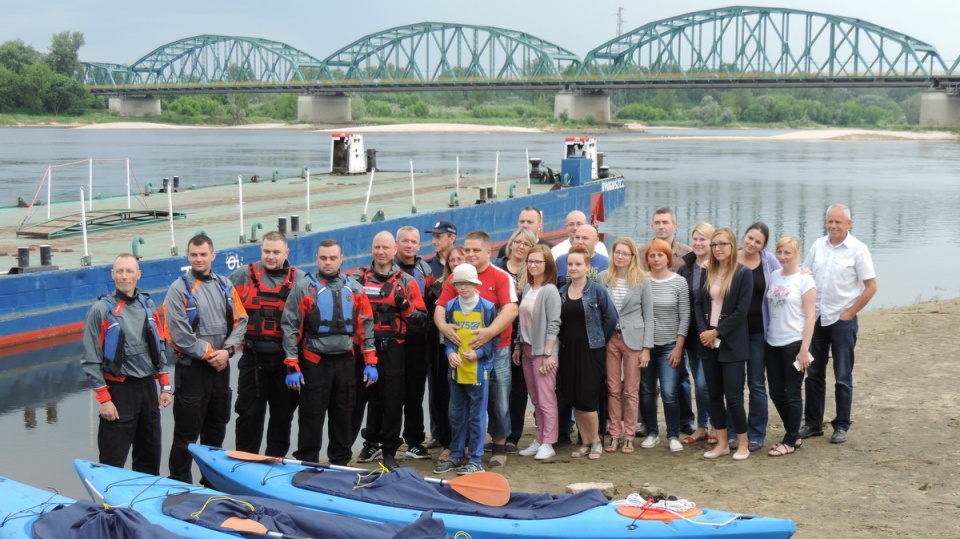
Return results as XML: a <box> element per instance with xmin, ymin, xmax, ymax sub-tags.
<box><xmin>6</xmin><ymin>1</ymin><xmax>959</xmax><ymax>68</ymax></box>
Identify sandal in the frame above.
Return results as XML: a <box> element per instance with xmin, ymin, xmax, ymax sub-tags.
<box><xmin>571</xmin><ymin>445</ymin><xmax>591</xmax><ymax>458</ymax></box>
<box><xmin>621</xmin><ymin>439</ymin><xmax>635</xmax><ymax>453</ymax></box>
<box><xmin>683</xmin><ymin>433</ymin><xmax>707</xmax><ymax>444</ymax></box>
<box><xmin>767</xmin><ymin>442</ymin><xmax>796</xmax><ymax>457</ymax></box>
<box><xmin>604</xmin><ymin>438</ymin><xmax>621</xmax><ymax>453</ymax></box>
<box><xmin>588</xmin><ymin>441</ymin><xmax>603</xmax><ymax>460</ymax></box>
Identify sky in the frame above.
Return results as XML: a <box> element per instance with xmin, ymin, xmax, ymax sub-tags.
<box><xmin>6</xmin><ymin>1</ymin><xmax>959</xmax><ymax>67</ymax></box>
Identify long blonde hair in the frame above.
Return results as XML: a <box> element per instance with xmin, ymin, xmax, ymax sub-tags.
<box><xmin>704</xmin><ymin>228</ymin><xmax>739</xmax><ymax>302</ymax></box>
<box><xmin>602</xmin><ymin>237</ymin><xmax>646</xmax><ymax>288</ymax></box>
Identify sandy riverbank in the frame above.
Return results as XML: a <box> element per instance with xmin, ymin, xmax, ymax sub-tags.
<box><xmin>393</xmin><ymin>297</ymin><xmax>960</xmax><ymax>537</ymax></box>
<box><xmin>630</xmin><ymin>125</ymin><xmax>959</xmax><ymax>142</ymax></box>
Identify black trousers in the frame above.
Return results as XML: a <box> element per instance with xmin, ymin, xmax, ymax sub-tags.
<box><xmin>401</xmin><ymin>334</ymin><xmax>428</xmax><ymax>447</ymax></box>
<box><xmin>353</xmin><ymin>338</ymin><xmax>405</xmax><ymax>455</ymax></box>
<box><xmin>234</xmin><ymin>348</ymin><xmax>300</xmax><ymax>457</ymax></box>
<box><xmin>169</xmin><ymin>360</ymin><xmax>232</xmax><ymax>484</ymax></box>
<box><xmin>295</xmin><ymin>351</ymin><xmax>356</xmax><ymax>465</ymax></box>
<box><xmin>507</xmin><ymin>349</ymin><xmax>528</xmax><ymax>445</ymax></box>
<box><xmin>702</xmin><ymin>350</ymin><xmax>747</xmax><ymax>434</ymax></box>
<box><xmin>99</xmin><ymin>376</ymin><xmax>161</xmax><ymax>475</ymax></box>
<box><xmin>766</xmin><ymin>340</ymin><xmax>805</xmax><ymax>447</ymax></box>
<box><xmin>429</xmin><ymin>341</ymin><xmax>452</xmax><ymax>448</ymax></box>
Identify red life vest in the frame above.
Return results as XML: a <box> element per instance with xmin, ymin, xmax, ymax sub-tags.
<box><xmin>357</xmin><ymin>267</ymin><xmax>407</xmax><ymax>339</ymax></box>
<box><xmin>238</xmin><ymin>264</ymin><xmax>297</xmax><ymax>341</ymax></box>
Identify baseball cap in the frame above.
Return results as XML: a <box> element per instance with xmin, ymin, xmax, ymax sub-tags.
<box><xmin>425</xmin><ymin>220</ymin><xmax>457</xmax><ymax>235</ymax></box>
<box><xmin>451</xmin><ymin>264</ymin><xmax>482</xmax><ymax>285</ymax></box>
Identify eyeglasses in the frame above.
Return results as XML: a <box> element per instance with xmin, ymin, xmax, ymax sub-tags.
<box><xmin>527</xmin><ymin>260</ymin><xmax>545</xmax><ymax>266</ymax></box>
<box><xmin>613</xmin><ymin>251</ymin><xmax>632</xmax><ymax>257</ymax></box>
<box><xmin>710</xmin><ymin>242</ymin><xmax>733</xmax><ymax>249</ymax></box>
<box><xmin>511</xmin><ymin>240</ymin><xmax>532</xmax><ymax>247</ymax></box>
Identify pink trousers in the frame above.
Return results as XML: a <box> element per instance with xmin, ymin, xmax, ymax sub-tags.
<box><xmin>520</xmin><ymin>343</ymin><xmax>559</xmax><ymax>444</ymax></box>
<box><xmin>606</xmin><ymin>332</ymin><xmax>642</xmax><ymax>440</ymax></box>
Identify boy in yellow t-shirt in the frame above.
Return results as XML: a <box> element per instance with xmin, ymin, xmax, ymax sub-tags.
<box><xmin>434</xmin><ymin>264</ymin><xmax>498</xmax><ymax>475</ymax></box>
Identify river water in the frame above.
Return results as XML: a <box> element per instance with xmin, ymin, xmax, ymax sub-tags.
<box><xmin>0</xmin><ymin>126</ymin><xmax>957</xmax><ymax>498</ymax></box>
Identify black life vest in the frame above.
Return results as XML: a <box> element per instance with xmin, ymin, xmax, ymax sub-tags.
<box><xmin>240</xmin><ymin>264</ymin><xmax>297</xmax><ymax>340</ymax></box>
<box><xmin>358</xmin><ymin>267</ymin><xmax>407</xmax><ymax>338</ymax></box>
<box><xmin>304</xmin><ymin>273</ymin><xmax>354</xmax><ymax>337</ymax></box>
<box><xmin>99</xmin><ymin>294</ymin><xmax>163</xmax><ymax>376</ymax></box>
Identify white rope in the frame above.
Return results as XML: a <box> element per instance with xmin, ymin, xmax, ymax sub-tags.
<box><xmin>611</xmin><ymin>493</ymin><xmax>744</xmax><ymax>528</ymax></box>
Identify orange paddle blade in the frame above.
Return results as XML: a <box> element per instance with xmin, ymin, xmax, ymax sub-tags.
<box><xmin>227</xmin><ymin>450</ymin><xmax>283</xmax><ymax>464</ymax></box>
<box><xmin>221</xmin><ymin>516</ymin><xmax>269</xmax><ymax>533</ymax></box>
<box><xmin>446</xmin><ymin>471</ymin><xmax>510</xmax><ymax>507</ymax></box>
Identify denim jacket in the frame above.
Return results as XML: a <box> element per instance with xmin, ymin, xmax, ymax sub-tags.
<box><xmin>559</xmin><ymin>279</ymin><xmax>619</xmax><ymax>349</ymax></box>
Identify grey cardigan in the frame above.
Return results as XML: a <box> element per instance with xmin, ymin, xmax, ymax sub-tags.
<box><xmin>517</xmin><ymin>283</ymin><xmax>561</xmax><ymax>356</ymax></box>
<box><xmin>599</xmin><ymin>271</ymin><xmax>655</xmax><ymax>351</ymax></box>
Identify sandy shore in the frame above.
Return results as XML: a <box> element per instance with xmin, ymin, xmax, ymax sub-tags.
<box><xmin>394</xmin><ymin>297</ymin><xmax>960</xmax><ymax>537</ymax></box>
<box><xmin>629</xmin><ymin>125</ymin><xmax>959</xmax><ymax>142</ymax></box>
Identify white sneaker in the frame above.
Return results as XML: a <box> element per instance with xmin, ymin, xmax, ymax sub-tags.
<box><xmin>669</xmin><ymin>438</ymin><xmax>683</xmax><ymax>452</ymax></box>
<box><xmin>518</xmin><ymin>440</ymin><xmax>542</xmax><ymax>457</ymax></box>
<box><xmin>641</xmin><ymin>435</ymin><xmax>660</xmax><ymax>449</ymax></box>
<box><xmin>534</xmin><ymin>444</ymin><xmax>555</xmax><ymax>460</ymax></box>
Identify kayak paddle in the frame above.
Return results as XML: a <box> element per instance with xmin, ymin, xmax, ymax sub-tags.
<box><xmin>226</xmin><ymin>450</ymin><xmax>510</xmax><ymax>507</ymax></box>
<box><xmin>221</xmin><ymin>516</ymin><xmax>313</xmax><ymax>539</ymax></box>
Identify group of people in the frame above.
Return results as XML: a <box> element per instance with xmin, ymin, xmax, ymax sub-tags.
<box><xmin>81</xmin><ymin>202</ymin><xmax>876</xmax><ymax>482</ymax></box>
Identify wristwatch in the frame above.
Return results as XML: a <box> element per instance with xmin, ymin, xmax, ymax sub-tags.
<box><xmin>160</xmin><ymin>385</ymin><xmax>173</xmax><ymax>394</ymax></box>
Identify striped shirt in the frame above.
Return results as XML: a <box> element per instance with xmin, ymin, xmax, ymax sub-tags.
<box><xmin>649</xmin><ymin>273</ymin><xmax>690</xmax><ymax>346</ymax></box>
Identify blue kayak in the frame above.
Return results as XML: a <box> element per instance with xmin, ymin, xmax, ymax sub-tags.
<box><xmin>0</xmin><ymin>476</ymin><xmax>74</xmax><ymax>539</ymax></box>
<box><xmin>73</xmin><ymin>460</ymin><xmax>451</xmax><ymax>539</ymax></box>
<box><xmin>189</xmin><ymin>444</ymin><xmax>797</xmax><ymax>539</ymax></box>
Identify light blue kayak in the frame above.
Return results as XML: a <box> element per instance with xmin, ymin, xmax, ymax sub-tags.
<box><xmin>0</xmin><ymin>476</ymin><xmax>74</xmax><ymax>539</ymax></box>
<box><xmin>189</xmin><ymin>443</ymin><xmax>797</xmax><ymax>539</ymax></box>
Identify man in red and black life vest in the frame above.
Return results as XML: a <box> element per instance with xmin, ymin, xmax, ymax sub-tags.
<box><xmin>423</xmin><ymin>220</ymin><xmax>458</xmax><ymax>455</ymax></box>
<box><xmin>351</xmin><ymin>230</ymin><xmax>428</xmax><ymax>471</ymax></box>
<box><xmin>164</xmin><ymin>235</ymin><xmax>248</xmax><ymax>485</ymax></box>
<box><xmin>81</xmin><ymin>253</ymin><xmax>171</xmax><ymax>475</ymax></box>
<box><xmin>228</xmin><ymin>231</ymin><xmax>305</xmax><ymax>457</ymax></box>
<box><xmin>393</xmin><ymin>225</ymin><xmax>435</xmax><ymax>461</ymax></box>
<box><xmin>281</xmin><ymin>238</ymin><xmax>378</xmax><ymax>467</ymax></box>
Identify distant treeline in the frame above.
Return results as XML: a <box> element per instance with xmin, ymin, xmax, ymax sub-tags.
<box><xmin>0</xmin><ymin>33</ymin><xmax>91</xmax><ymax>115</ymax></box>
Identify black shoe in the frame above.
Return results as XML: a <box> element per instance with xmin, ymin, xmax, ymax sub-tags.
<box><xmin>798</xmin><ymin>425</ymin><xmax>824</xmax><ymax>439</ymax></box>
<box><xmin>830</xmin><ymin>429</ymin><xmax>848</xmax><ymax>444</ymax></box>
<box><xmin>382</xmin><ymin>453</ymin><xmax>399</xmax><ymax>471</ymax></box>
<box><xmin>483</xmin><ymin>442</ymin><xmax>493</xmax><ymax>452</ymax></box>
<box><xmin>680</xmin><ymin>423</ymin><xmax>696</xmax><ymax>436</ymax></box>
<box><xmin>504</xmin><ymin>442</ymin><xmax>519</xmax><ymax>454</ymax></box>
<box><xmin>747</xmin><ymin>441</ymin><xmax>764</xmax><ymax>452</ymax></box>
<box><xmin>404</xmin><ymin>444</ymin><xmax>431</xmax><ymax>460</ymax></box>
<box><xmin>357</xmin><ymin>444</ymin><xmax>382</xmax><ymax>463</ymax></box>
<box><xmin>634</xmin><ymin>425</ymin><xmax>648</xmax><ymax>438</ymax></box>
<box><xmin>425</xmin><ymin>438</ymin><xmax>442</xmax><ymax>450</ymax></box>
<box><xmin>554</xmin><ymin>436</ymin><xmax>572</xmax><ymax>448</ymax></box>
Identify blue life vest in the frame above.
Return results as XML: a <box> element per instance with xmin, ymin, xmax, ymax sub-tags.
<box><xmin>305</xmin><ymin>274</ymin><xmax>354</xmax><ymax>336</ymax></box>
<box><xmin>181</xmin><ymin>274</ymin><xmax>235</xmax><ymax>334</ymax></box>
<box><xmin>99</xmin><ymin>294</ymin><xmax>164</xmax><ymax>375</ymax></box>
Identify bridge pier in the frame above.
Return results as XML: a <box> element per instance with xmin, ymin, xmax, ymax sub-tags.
<box><xmin>554</xmin><ymin>91</ymin><xmax>611</xmax><ymax>123</ymax></box>
<box><xmin>298</xmin><ymin>94</ymin><xmax>352</xmax><ymax>123</ymax></box>
<box><xmin>108</xmin><ymin>96</ymin><xmax>161</xmax><ymax>117</ymax></box>
<box><xmin>919</xmin><ymin>88</ymin><xmax>960</xmax><ymax>128</ymax></box>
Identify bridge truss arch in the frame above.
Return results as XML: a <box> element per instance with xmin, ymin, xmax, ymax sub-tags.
<box><xmin>321</xmin><ymin>22</ymin><xmax>581</xmax><ymax>85</ymax></box>
<box><xmin>118</xmin><ymin>35</ymin><xmax>326</xmax><ymax>86</ymax></box>
<box><xmin>580</xmin><ymin>6</ymin><xmax>948</xmax><ymax>82</ymax></box>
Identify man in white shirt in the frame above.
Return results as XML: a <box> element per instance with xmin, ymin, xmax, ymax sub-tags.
<box><xmin>800</xmin><ymin>204</ymin><xmax>878</xmax><ymax>444</ymax></box>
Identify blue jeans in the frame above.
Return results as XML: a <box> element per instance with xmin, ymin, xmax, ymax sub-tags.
<box><xmin>805</xmin><ymin>316</ymin><xmax>857</xmax><ymax>431</ymax></box>
<box><xmin>727</xmin><ymin>333</ymin><xmax>768</xmax><ymax>443</ymax></box>
<box><xmin>678</xmin><ymin>354</ymin><xmax>695</xmax><ymax>427</ymax></box>
<box><xmin>686</xmin><ymin>348</ymin><xmax>711</xmax><ymax>429</ymax></box>
<box><xmin>485</xmin><ymin>346</ymin><xmax>512</xmax><ymax>439</ymax></box>
<box><xmin>449</xmin><ymin>368</ymin><xmax>491</xmax><ymax>463</ymax></box>
<box><xmin>640</xmin><ymin>343</ymin><xmax>682</xmax><ymax>439</ymax></box>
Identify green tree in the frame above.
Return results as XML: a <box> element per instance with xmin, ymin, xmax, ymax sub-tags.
<box><xmin>0</xmin><ymin>39</ymin><xmax>44</xmax><ymax>74</ymax></box>
<box><xmin>42</xmin><ymin>72</ymin><xmax>90</xmax><ymax>114</ymax></box>
<box><xmin>46</xmin><ymin>31</ymin><xmax>85</xmax><ymax>77</ymax></box>
<box><xmin>0</xmin><ymin>65</ymin><xmax>17</xmax><ymax>112</ymax></box>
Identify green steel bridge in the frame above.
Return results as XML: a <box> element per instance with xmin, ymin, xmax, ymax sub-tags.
<box><xmin>83</xmin><ymin>7</ymin><xmax>960</xmax><ymax>95</ymax></box>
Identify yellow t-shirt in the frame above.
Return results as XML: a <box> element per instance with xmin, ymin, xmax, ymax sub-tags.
<box><xmin>452</xmin><ymin>307</ymin><xmax>485</xmax><ymax>385</ymax></box>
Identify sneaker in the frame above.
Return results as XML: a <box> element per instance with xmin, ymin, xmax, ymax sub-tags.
<box><xmin>357</xmin><ymin>444</ymin><xmax>381</xmax><ymax>463</ymax></box>
<box><xmin>634</xmin><ymin>424</ymin><xmax>648</xmax><ymax>438</ymax></box>
<box><xmin>668</xmin><ymin>438</ymin><xmax>683</xmax><ymax>452</ymax></box>
<box><xmin>425</xmin><ymin>438</ymin><xmax>442</xmax><ymax>450</ymax></box>
<box><xmin>382</xmin><ymin>453</ymin><xmax>399</xmax><ymax>471</ymax></box>
<box><xmin>518</xmin><ymin>440</ymin><xmax>542</xmax><ymax>456</ymax></box>
<box><xmin>748</xmin><ymin>441</ymin><xmax>764</xmax><ymax>452</ymax></box>
<box><xmin>799</xmin><ymin>424</ymin><xmax>824</xmax><ymax>439</ymax></box>
<box><xmin>433</xmin><ymin>457</ymin><xmax>464</xmax><ymax>474</ymax></box>
<box><xmin>457</xmin><ymin>461</ymin><xmax>484</xmax><ymax>475</ymax></box>
<box><xmin>640</xmin><ymin>435</ymin><xmax>660</xmax><ymax>449</ymax></box>
<box><xmin>534</xmin><ymin>444</ymin><xmax>556</xmax><ymax>460</ymax></box>
<box><xmin>504</xmin><ymin>442</ymin><xmax>519</xmax><ymax>454</ymax></box>
<box><xmin>488</xmin><ymin>454</ymin><xmax>507</xmax><ymax>467</ymax></box>
<box><xmin>404</xmin><ymin>444</ymin><xmax>431</xmax><ymax>460</ymax></box>
<box><xmin>830</xmin><ymin>429</ymin><xmax>848</xmax><ymax>444</ymax></box>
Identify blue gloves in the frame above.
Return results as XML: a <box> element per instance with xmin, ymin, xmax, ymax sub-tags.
<box><xmin>363</xmin><ymin>364</ymin><xmax>379</xmax><ymax>383</ymax></box>
<box><xmin>286</xmin><ymin>372</ymin><xmax>304</xmax><ymax>387</ymax></box>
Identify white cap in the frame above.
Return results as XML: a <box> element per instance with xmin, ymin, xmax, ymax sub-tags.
<box><xmin>451</xmin><ymin>264</ymin><xmax>482</xmax><ymax>285</ymax></box>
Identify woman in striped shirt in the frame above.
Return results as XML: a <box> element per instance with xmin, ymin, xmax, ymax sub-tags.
<box><xmin>599</xmin><ymin>238</ymin><xmax>653</xmax><ymax>454</ymax></box>
<box><xmin>639</xmin><ymin>239</ymin><xmax>690</xmax><ymax>453</ymax></box>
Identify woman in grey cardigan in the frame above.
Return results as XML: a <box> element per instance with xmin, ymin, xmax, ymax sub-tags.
<box><xmin>513</xmin><ymin>245</ymin><xmax>562</xmax><ymax>461</ymax></box>
<box><xmin>599</xmin><ymin>238</ymin><xmax>653</xmax><ymax>454</ymax></box>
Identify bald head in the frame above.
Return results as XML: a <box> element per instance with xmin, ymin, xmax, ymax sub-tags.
<box><xmin>573</xmin><ymin>224</ymin><xmax>599</xmax><ymax>256</ymax></box>
<box><xmin>372</xmin><ymin>231</ymin><xmax>397</xmax><ymax>273</ymax></box>
<box><xmin>565</xmin><ymin>211</ymin><xmax>588</xmax><ymax>241</ymax></box>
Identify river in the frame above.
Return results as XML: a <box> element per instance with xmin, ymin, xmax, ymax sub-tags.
<box><xmin>0</xmin><ymin>126</ymin><xmax>957</xmax><ymax>498</ymax></box>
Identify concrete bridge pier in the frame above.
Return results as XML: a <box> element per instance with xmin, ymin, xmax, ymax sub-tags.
<box><xmin>298</xmin><ymin>94</ymin><xmax>352</xmax><ymax>123</ymax></box>
<box><xmin>555</xmin><ymin>90</ymin><xmax>611</xmax><ymax>123</ymax></box>
<box><xmin>919</xmin><ymin>88</ymin><xmax>960</xmax><ymax>128</ymax></box>
<box><xmin>108</xmin><ymin>96</ymin><xmax>161</xmax><ymax>117</ymax></box>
